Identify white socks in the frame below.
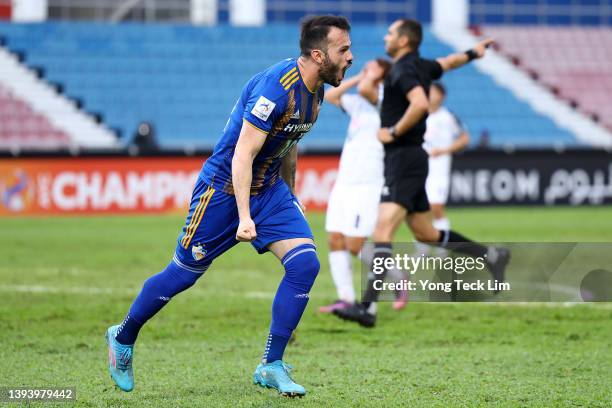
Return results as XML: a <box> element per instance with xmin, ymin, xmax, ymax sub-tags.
<box><xmin>433</xmin><ymin>217</ymin><xmax>450</xmax><ymax>231</ymax></box>
<box><xmin>414</xmin><ymin>241</ymin><xmax>431</xmax><ymax>257</ymax></box>
<box><xmin>328</xmin><ymin>250</ymin><xmax>355</xmax><ymax>303</ymax></box>
<box><xmin>433</xmin><ymin>218</ymin><xmax>451</xmax><ymax>257</ymax></box>
<box><xmin>486</xmin><ymin>246</ymin><xmax>499</xmax><ymax>263</ymax></box>
<box><xmin>415</xmin><ymin>217</ymin><xmax>451</xmax><ymax>257</ymax></box>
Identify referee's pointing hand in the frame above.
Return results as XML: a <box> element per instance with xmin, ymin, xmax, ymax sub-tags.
<box><xmin>473</xmin><ymin>38</ymin><xmax>495</xmax><ymax>58</ymax></box>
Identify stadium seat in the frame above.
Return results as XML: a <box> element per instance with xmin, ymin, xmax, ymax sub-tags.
<box><xmin>0</xmin><ymin>85</ymin><xmax>70</xmax><ymax>149</ymax></box>
<box><xmin>0</xmin><ymin>21</ymin><xmax>578</xmax><ymax>149</ymax></box>
<box><xmin>483</xmin><ymin>26</ymin><xmax>612</xmax><ymax>130</ymax></box>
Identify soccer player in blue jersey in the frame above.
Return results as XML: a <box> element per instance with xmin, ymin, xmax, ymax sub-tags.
<box><xmin>104</xmin><ymin>16</ymin><xmax>352</xmax><ymax>397</ymax></box>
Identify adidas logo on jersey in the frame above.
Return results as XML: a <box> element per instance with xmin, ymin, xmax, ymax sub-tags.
<box><xmin>291</xmin><ymin>109</ymin><xmax>300</xmax><ymax>119</ymax></box>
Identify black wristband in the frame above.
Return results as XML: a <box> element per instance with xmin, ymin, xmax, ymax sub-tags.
<box><xmin>465</xmin><ymin>49</ymin><xmax>478</xmax><ymax>61</ymax></box>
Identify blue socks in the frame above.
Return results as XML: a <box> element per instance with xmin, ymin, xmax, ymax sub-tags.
<box><xmin>114</xmin><ymin>243</ymin><xmax>320</xmax><ymax>365</ymax></box>
<box><xmin>263</xmin><ymin>243</ymin><xmax>320</xmax><ymax>363</ymax></box>
<box><xmin>115</xmin><ymin>261</ymin><xmax>203</xmax><ymax>345</ymax></box>
<box><xmin>115</xmin><ymin>314</ymin><xmax>143</xmax><ymax>345</ymax></box>
<box><xmin>263</xmin><ymin>333</ymin><xmax>290</xmax><ymax>364</ymax></box>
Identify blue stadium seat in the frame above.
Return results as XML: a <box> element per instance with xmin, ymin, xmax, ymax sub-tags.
<box><xmin>0</xmin><ymin>21</ymin><xmax>579</xmax><ymax>149</ymax></box>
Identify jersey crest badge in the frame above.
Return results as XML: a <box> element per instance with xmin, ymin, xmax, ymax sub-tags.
<box><xmin>251</xmin><ymin>96</ymin><xmax>276</xmax><ymax>121</ymax></box>
<box><xmin>191</xmin><ymin>244</ymin><xmax>207</xmax><ymax>261</ymax></box>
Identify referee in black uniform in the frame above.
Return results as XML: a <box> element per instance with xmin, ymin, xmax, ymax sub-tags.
<box><xmin>335</xmin><ymin>19</ymin><xmax>510</xmax><ymax>327</ymax></box>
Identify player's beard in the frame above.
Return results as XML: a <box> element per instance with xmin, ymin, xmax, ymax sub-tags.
<box><xmin>320</xmin><ymin>55</ymin><xmax>347</xmax><ymax>87</ymax></box>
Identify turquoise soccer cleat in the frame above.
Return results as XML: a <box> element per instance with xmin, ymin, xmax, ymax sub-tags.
<box><xmin>105</xmin><ymin>325</ymin><xmax>134</xmax><ymax>392</ymax></box>
<box><xmin>253</xmin><ymin>360</ymin><xmax>306</xmax><ymax>397</ymax></box>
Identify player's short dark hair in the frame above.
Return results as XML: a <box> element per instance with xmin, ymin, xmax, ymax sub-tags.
<box><xmin>300</xmin><ymin>15</ymin><xmax>351</xmax><ymax>56</ymax></box>
<box><xmin>431</xmin><ymin>82</ymin><xmax>446</xmax><ymax>96</ymax></box>
<box><xmin>396</xmin><ymin>19</ymin><xmax>422</xmax><ymax>50</ymax></box>
<box><xmin>375</xmin><ymin>58</ymin><xmax>392</xmax><ymax>79</ymax></box>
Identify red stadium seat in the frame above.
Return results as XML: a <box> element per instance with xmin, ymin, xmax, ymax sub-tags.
<box><xmin>484</xmin><ymin>26</ymin><xmax>612</xmax><ymax>128</ymax></box>
<box><xmin>0</xmin><ymin>84</ymin><xmax>70</xmax><ymax>149</ymax></box>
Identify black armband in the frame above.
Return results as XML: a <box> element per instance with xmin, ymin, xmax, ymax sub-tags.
<box><xmin>465</xmin><ymin>49</ymin><xmax>478</xmax><ymax>61</ymax></box>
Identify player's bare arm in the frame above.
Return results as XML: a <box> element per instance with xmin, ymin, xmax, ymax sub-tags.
<box><xmin>324</xmin><ymin>73</ymin><xmax>362</xmax><ymax>106</ymax></box>
<box><xmin>357</xmin><ymin>60</ymin><xmax>389</xmax><ymax>105</ymax></box>
<box><xmin>280</xmin><ymin>145</ymin><xmax>307</xmax><ymax>212</ymax></box>
<box><xmin>436</xmin><ymin>38</ymin><xmax>494</xmax><ymax>71</ymax></box>
<box><xmin>232</xmin><ymin>122</ymin><xmax>267</xmax><ymax>242</ymax></box>
<box><xmin>357</xmin><ymin>79</ymin><xmax>377</xmax><ymax>105</ymax></box>
<box><xmin>280</xmin><ymin>144</ymin><xmax>298</xmax><ymax>193</ymax></box>
<box><xmin>378</xmin><ymin>85</ymin><xmax>428</xmax><ymax>144</ymax></box>
<box><xmin>429</xmin><ymin>132</ymin><xmax>470</xmax><ymax>156</ymax></box>
<box><xmin>357</xmin><ymin>71</ymin><xmax>379</xmax><ymax>105</ymax></box>
<box><xmin>430</xmin><ymin>131</ymin><xmax>470</xmax><ymax>157</ymax></box>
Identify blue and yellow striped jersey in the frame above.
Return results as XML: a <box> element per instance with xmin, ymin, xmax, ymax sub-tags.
<box><xmin>200</xmin><ymin>58</ymin><xmax>324</xmax><ymax>195</ymax></box>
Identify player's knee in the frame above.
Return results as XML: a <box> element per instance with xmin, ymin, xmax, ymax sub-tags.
<box><xmin>303</xmin><ymin>253</ymin><xmax>320</xmax><ymax>284</ymax></box>
<box><xmin>328</xmin><ymin>232</ymin><xmax>345</xmax><ymax>251</ymax></box>
<box><xmin>282</xmin><ymin>243</ymin><xmax>320</xmax><ymax>291</ymax></box>
<box><xmin>347</xmin><ymin>246</ymin><xmax>360</xmax><ymax>257</ymax></box>
<box><xmin>294</xmin><ymin>252</ymin><xmax>319</xmax><ymax>287</ymax></box>
<box><xmin>346</xmin><ymin>240</ymin><xmax>364</xmax><ymax>257</ymax></box>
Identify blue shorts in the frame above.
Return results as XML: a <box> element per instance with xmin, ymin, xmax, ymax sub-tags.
<box><xmin>173</xmin><ymin>178</ymin><xmax>313</xmax><ymax>272</ymax></box>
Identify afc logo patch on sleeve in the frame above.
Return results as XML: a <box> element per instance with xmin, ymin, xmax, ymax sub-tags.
<box><xmin>251</xmin><ymin>96</ymin><xmax>276</xmax><ymax>121</ymax></box>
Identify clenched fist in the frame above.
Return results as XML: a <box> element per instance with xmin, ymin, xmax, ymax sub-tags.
<box><xmin>236</xmin><ymin>218</ymin><xmax>257</xmax><ymax>242</ymax></box>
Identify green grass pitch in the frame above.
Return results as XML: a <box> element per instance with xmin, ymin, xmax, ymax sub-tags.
<box><xmin>1</xmin><ymin>207</ymin><xmax>611</xmax><ymax>407</ymax></box>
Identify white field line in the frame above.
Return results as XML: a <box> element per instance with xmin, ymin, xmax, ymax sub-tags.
<box><xmin>0</xmin><ymin>283</ymin><xmax>284</xmax><ymax>300</ymax></box>
<box><xmin>1</xmin><ymin>283</ymin><xmax>611</xmax><ymax>308</ymax></box>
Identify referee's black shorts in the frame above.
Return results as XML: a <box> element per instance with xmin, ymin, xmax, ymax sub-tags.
<box><xmin>380</xmin><ymin>145</ymin><xmax>430</xmax><ymax>213</ymax></box>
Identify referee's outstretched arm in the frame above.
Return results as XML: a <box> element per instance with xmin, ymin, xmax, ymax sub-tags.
<box><xmin>436</xmin><ymin>38</ymin><xmax>494</xmax><ymax>72</ymax></box>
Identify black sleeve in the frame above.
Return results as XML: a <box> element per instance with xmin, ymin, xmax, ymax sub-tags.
<box><xmin>424</xmin><ymin>59</ymin><xmax>443</xmax><ymax>80</ymax></box>
<box><xmin>393</xmin><ymin>64</ymin><xmax>421</xmax><ymax>96</ymax></box>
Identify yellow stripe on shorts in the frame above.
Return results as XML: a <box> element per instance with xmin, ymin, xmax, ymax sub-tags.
<box><xmin>181</xmin><ymin>186</ymin><xmax>215</xmax><ymax>249</ymax></box>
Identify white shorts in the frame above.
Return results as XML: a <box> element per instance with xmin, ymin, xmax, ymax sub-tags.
<box><xmin>425</xmin><ymin>157</ymin><xmax>451</xmax><ymax>205</ymax></box>
<box><xmin>325</xmin><ymin>183</ymin><xmax>382</xmax><ymax>237</ymax></box>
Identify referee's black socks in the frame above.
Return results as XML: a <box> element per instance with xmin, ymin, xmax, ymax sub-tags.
<box><xmin>362</xmin><ymin>242</ymin><xmax>393</xmax><ymax>310</ymax></box>
<box><xmin>437</xmin><ymin>230</ymin><xmax>499</xmax><ymax>263</ymax></box>
<box><xmin>363</xmin><ymin>236</ymin><xmax>499</xmax><ymax>311</ymax></box>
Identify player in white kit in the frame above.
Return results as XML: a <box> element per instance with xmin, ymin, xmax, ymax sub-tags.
<box><xmin>421</xmin><ymin>82</ymin><xmax>470</xmax><ymax>243</ymax></box>
<box><xmin>319</xmin><ymin>59</ymin><xmax>393</xmax><ymax>313</ymax></box>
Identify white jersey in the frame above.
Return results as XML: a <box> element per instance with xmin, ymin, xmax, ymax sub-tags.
<box><xmin>423</xmin><ymin>106</ymin><xmax>466</xmax><ymax>204</ymax></box>
<box><xmin>335</xmin><ymin>93</ymin><xmax>384</xmax><ymax>186</ymax></box>
<box><xmin>423</xmin><ymin>106</ymin><xmax>465</xmax><ymax>152</ymax></box>
<box><xmin>423</xmin><ymin>106</ymin><xmax>466</xmax><ymax>173</ymax></box>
